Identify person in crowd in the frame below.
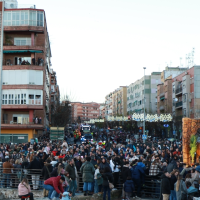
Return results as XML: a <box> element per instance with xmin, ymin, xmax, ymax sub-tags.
<box><xmin>65</xmin><ymin>158</ymin><xmax>77</xmax><ymax>197</ymax></box>
<box><xmin>18</xmin><ymin>178</ymin><xmax>34</xmax><ymax>200</ymax></box>
<box><xmin>3</xmin><ymin>158</ymin><xmax>14</xmax><ymax>188</ymax></box>
<box><xmin>102</xmin><ymin>166</ymin><xmax>113</xmax><ymax>200</ymax></box>
<box><xmin>174</xmin><ymin>175</ymin><xmax>187</xmax><ymax>200</ymax></box>
<box><xmin>170</xmin><ymin>169</ymin><xmax>179</xmax><ymax>200</ymax></box>
<box><xmin>43</xmin><ymin>176</ymin><xmax>65</xmax><ymax>199</ymax></box>
<box><xmin>161</xmin><ymin>169</ymin><xmax>171</xmax><ymax>200</ymax></box>
<box><xmin>80</xmin><ymin>156</ymin><xmax>95</xmax><ymax>196</ymax></box>
<box><xmin>130</xmin><ymin>160</ymin><xmax>145</xmax><ymax>198</ymax></box>
<box><xmin>28</xmin><ymin>156</ymin><xmax>43</xmax><ymax>190</ymax></box>
<box><xmin>124</xmin><ymin>176</ymin><xmax>135</xmax><ymax>200</ymax></box>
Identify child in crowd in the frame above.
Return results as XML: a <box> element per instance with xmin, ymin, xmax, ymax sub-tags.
<box><xmin>124</xmin><ymin>176</ymin><xmax>135</xmax><ymax>200</ymax></box>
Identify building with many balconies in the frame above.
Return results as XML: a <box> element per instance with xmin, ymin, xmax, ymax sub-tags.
<box><xmin>172</xmin><ymin>65</ymin><xmax>200</xmax><ymax>138</ymax></box>
<box><xmin>112</xmin><ymin>86</ymin><xmax>127</xmax><ymax>116</ymax></box>
<box><xmin>71</xmin><ymin>102</ymin><xmax>100</xmax><ymax>123</ymax></box>
<box><xmin>0</xmin><ymin>0</ymin><xmax>54</xmax><ymax>143</ymax></box>
<box><xmin>127</xmin><ymin>72</ymin><xmax>161</xmax><ymax>115</ymax></box>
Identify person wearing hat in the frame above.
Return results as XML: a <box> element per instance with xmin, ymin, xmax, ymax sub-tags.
<box><xmin>161</xmin><ymin>169</ymin><xmax>171</xmax><ymax>200</ymax></box>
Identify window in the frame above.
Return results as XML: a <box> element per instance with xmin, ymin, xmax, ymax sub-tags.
<box><xmin>21</xmin><ymin>94</ymin><xmax>26</xmax><ymax>104</ymax></box>
<box><xmin>4</xmin><ymin>11</ymin><xmax>44</xmax><ymax>27</ymax></box>
<box><xmin>9</xmin><ymin>94</ymin><xmax>14</xmax><ymax>104</ymax></box>
<box><xmin>35</xmin><ymin>95</ymin><xmax>41</xmax><ymax>104</ymax></box>
<box><xmin>37</xmin><ymin>11</ymin><xmax>44</xmax><ymax>26</ymax></box>
<box><xmin>2</xmin><ymin>94</ymin><xmax>7</xmax><ymax>105</ymax></box>
<box><xmin>29</xmin><ymin>94</ymin><xmax>34</xmax><ymax>104</ymax></box>
<box><xmin>14</xmin><ymin>38</ymin><xmax>31</xmax><ymax>46</ymax></box>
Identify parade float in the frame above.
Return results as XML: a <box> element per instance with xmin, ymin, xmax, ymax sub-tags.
<box><xmin>182</xmin><ymin>118</ymin><xmax>200</xmax><ymax>165</ymax></box>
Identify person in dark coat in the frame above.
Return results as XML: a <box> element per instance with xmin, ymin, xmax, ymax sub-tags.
<box><xmin>102</xmin><ymin>166</ymin><xmax>113</xmax><ymax>200</ymax></box>
<box><xmin>80</xmin><ymin>157</ymin><xmax>95</xmax><ymax>196</ymax></box>
<box><xmin>121</xmin><ymin>162</ymin><xmax>132</xmax><ymax>199</ymax></box>
<box><xmin>161</xmin><ymin>170</ymin><xmax>171</xmax><ymax>200</ymax></box>
<box><xmin>99</xmin><ymin>158</ymin><xmax>111</xmax><ymax>171</ymax></box>
<box><xmin>41</xmin><ymin>160</ymin><xmax>53</xmax><ymax>180</ymax></box>
<box><xmin>28</xmin><ymin>156</ymin><xmax>43</xmax><ymax>190</ymax></box>
<box><xmin>124</xmin><ymin>176</ymin><xmax>135</xmax><ymax>200</ymax></box>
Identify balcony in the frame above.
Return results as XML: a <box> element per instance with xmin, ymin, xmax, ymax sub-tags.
<box><xmin>3</xmin><ymin>45</ymin><xmax>44</xmax><ymax>53</ymax></box>
<box><xmin>175</xmin><ymin>101</ymin><xmax>183</xmax><ymax>108</ymax></box>
<box><xmin>1</xmin><ymin>120</ymin><xmax>43</xmax><ymax>129</ymax></box>
<box><xmin>160</xmin><ymin>92</ymin><xmax>165</xmax><ymax>97</ymax></box>
<box><xmin>175</xmin><ymin>87</ymin><xmax>182</xmax><ymax>95</ymax></box>
<box><xmin>160</xmin><ymin>106</ymin><xmax>164</xmax><ymax>111</ymax></box>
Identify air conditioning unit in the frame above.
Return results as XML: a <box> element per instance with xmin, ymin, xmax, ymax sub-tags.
<box><xmin>185</xmin><ymin>72</ymin><xmax>188</xmax><ymax>75</ymax></box>
<box><xmin>189</xmin><ymin>99</ymin><xmax>192</xmax><ymax>103</ymax></box>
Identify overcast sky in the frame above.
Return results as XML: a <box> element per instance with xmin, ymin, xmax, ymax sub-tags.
<box><xmin>19</xmin><ymin>0</ymin><xmax>200</xmax><ymax>103</ymax></box>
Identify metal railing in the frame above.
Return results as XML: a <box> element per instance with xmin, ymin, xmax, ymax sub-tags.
<box><xmin>4</xmin><ymin>4</ymin><xmax>36</xmax><ymax>9</ymax></box>
<box><xmin>0</xmin><ymin>168</ymin><xmax>161</xmax><ymax>198</ymax></box>
<box><xmin>1</xmin><ymin>120</ymin><xmax>42</xmax><ymax>125</ymax></box>
<box><xmin>175</xmin><ymin>101</ymin><xmax>183</xmax><ymax>108</ymax></box>
<box><xmin>175</xmin><ymin>87</ymin><xmax>182</xmax><ymax>94</ymax></box>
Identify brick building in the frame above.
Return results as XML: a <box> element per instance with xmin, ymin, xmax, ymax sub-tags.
<box><xmin>71</xmin><ymin>102</ymin><xmax>100</xmax><ymax>123</ymax></box>
<box><xmin>172</xmin><ymin>66</ymin><xmax>200</xmax><ymax>138</ymax></box>
<box><xmin>0</xmin><ymin>0</ymin><xmax>58</xmax><ymax>143</ymax></box>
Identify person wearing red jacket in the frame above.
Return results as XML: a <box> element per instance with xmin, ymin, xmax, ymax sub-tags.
<box><xmin>43</xmin><ymin>176</ymin><xmax>65</xmax><ymax>199</ymax></box>
<box><xmin>52</xmin><ymin>148</ymin><xmax>58</xmax><ymax>157</ymax></box>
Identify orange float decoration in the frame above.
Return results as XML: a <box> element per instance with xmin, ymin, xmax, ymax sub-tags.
<box><xmin>182</xmin><ymin>118</ymin><xmax>200</xmax><ymax>165</ymax></box>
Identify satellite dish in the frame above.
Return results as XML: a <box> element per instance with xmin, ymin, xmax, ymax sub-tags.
<box><xmin>175</xmin><ymin>98</ymin><xmax>178</xmax><ymax>102</ymax></box>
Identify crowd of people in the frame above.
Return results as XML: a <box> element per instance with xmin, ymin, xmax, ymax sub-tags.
<box><xmin>0</xmin><ymin>128</ymin><xmax>200</xmax><ymax>200</ymax></box>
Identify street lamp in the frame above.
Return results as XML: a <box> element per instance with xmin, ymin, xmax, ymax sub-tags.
<box><xmin>143</xmin><ymin>67</ymin><xmax>146</xmax><ymax>142</ymax></box>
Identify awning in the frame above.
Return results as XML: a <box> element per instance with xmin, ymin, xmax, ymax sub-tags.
<box><xmin>160</xmin><ymin>97</ymin><xmax>165</xmax><ymax>100</ymax></box>
<box><xmin>3</xmin><ymin>50</ymin><xmax>43</xmax><ymax>53</ymax></box>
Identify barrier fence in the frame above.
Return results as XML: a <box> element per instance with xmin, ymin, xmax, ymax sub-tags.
<box><xmin>0</xmin><ymin>168</ymin><xmax>161</xmax><ymax>197</ymax></box>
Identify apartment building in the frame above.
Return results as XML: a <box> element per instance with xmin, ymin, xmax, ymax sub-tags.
<box><xmin>161</xmin><ymin>66</ymin><xmax>188</xmax><ymax>82</ymax></box>
<box><xmin>157</xmin><ymin>78</ymin><xmax>172</xmax><ymax>114</ymax></box>
<box><xmin>0</xmin><ymin>0</ymin><xmax>54</xmax><ymax>143</ymax></box>
<box><xmin>112</xmin><ymin>86</ymin><xmax>127</xmax><ymax>116</ymax></box>
<box><xmin>172</xmin><ymin>66</ymin><xmax>200</xmax><ymax>137</ymax></box>
<box><xmin>127</xmin><ymin>72</ymin><xmax>161</xmax><ymax>115</ymax></box>
<box><xmin>157</xmin><ymin>67</ymin><xmax>187</xmax><ymax>115</ymax></box>
<box><xmin>105</xmin><ymin>92</ymin><xmax>113</xmax><ymax>119</ymax></box>
<box><xmin>71</xmin><ymin>102</ymin><xmax>100</xmax><ymax>122</ymax></box>
<box><xmin>99</xmin><ymin>103</ymin><xmax>105</xmax><ymax>119</ymax></box>
<box><xmin>49</xmin><ymin>69</ymin><xmax>60</xmax><ymax>123</ymax></box>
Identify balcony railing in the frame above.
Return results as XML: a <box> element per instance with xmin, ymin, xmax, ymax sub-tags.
<box><xmin>4</xmin><ymin>58</ymin><xmax>44</xmax><ymax>66</ymax></box>
<box><xmin>28</xmin><ymin>99</ymin><xmax>41</xmax><ymax>105</ymax></box>
<box><xmin>176</xmin><ymin>101</ymin><xmax>183</xmax><ymax>108</ymax></box>
<box><xmin>4</xmin><ymin>4</ymin><xmax>36</xmax><ymax>9</ymax></box>
<box><xmin>160</xmin><ymin>92</ymin><xmax>165</xmax><ymax>97</ymax></box>
<box><xmin>1</xmin><ymin>120</ymin><xmax>42</xmax><ymax>125</ymax></box>
<box><xmin>160</xmin><ymin>106</ymin><xmax>164</xmax><ymax>110</ymax></box>
<box><xmin>175</xmin><ymin>87</ymin><xmax>182</xmax><ymax>94</ymax></box>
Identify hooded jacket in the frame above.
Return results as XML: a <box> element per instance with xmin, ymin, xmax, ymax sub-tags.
<box><xmin>124</xmin><ymin>179</ymin><xmax>135</xmax><ymax>193</ymax></box>
<box><xmin>131</xmin><ymin>164</ymin><xmax>145</xmax><ymax>180</ymax></box>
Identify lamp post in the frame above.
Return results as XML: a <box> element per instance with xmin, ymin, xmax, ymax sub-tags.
<box><xmin>143</xmin><ymin>67</ymin><xmax>146</xmax><ymax>143</ymax></box>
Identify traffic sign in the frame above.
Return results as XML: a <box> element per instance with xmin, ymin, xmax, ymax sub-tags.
<box><xmin>142</xmin><ymin>135</ymin><xmax>147</xmax><ymax>140</ymax></box>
